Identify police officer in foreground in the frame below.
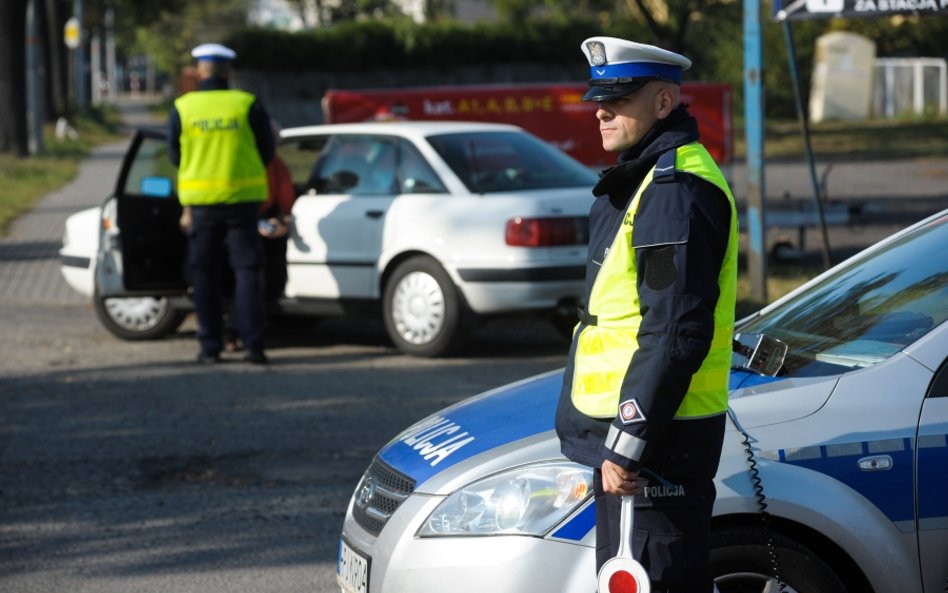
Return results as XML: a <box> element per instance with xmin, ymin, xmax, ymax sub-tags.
<box><xmin>555</xmin><ymin>37</ymin><xmax>738</xmax><ymax>592</ymax></box>
<box><xmin>169</xmin><ymin>43</ymin><xmax>274</xmax><ymax>364</ymax></box>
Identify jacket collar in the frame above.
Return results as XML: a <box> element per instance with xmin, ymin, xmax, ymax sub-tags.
<box><xmin>197</xmin><ymin>77</ymin><xmax>230</xmax><ymax>91</ymax></box>
<box><xmin>592</xmin><ymin>104</ymin><xmax>699</xmax><ymax>199</ymax></box>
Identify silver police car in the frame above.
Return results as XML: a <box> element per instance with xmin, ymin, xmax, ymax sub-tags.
<box><xmin>338</xmin><ymin>209</ymin><xmax>948</xmax><ymax>593</ymax></box>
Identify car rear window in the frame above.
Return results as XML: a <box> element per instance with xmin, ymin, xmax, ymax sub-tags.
<box><xmin>427</xmin><ymin>131</ymin><xmax>597</xmax><ymax>193</ymax></box>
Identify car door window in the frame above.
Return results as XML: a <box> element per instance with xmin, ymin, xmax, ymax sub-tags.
<box><xmin>314</xmin><ymin>135</ymin><xmax>399</xmax><ymax>196</ymax></box>
<box><xmin>280</xmin><ymin>134</ymin><xmax>447</xmax><ymax>196</ymax></box>
<box><xmin>280</xmin><ymin>135</ymin><xmax>330</xmax><ymax>195</ymax></box>
<box><xmin>122</xmin><ymin>136</ymin><xmax>177</xmax><ymax>197</ymax></box>
<box><xmin>396</xmin><ymin>139</ymin><xmax>447</xmax><ymax>194</ymax></box>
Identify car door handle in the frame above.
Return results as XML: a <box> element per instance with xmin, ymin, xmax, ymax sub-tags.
<box><xmin>365</xmin><ymin>210</ymin><xmax>385</xmax><ymax>219</ymax></box>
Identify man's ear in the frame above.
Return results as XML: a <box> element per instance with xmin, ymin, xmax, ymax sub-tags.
<box><xmin>654</xmin><ymin>86</ymin><xmax>675</xmax><ymax>119</ymax></box>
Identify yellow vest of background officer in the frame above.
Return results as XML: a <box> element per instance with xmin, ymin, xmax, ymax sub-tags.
<box><xmin>174</xmin><ymin>90</ymin><xmax>267</xmax><ymax>206</ymax></box>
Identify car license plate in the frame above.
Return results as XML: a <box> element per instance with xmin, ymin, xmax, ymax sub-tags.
<box><xmin>337</xmin><ymin>538</ymin><xmax>370</xmax><ymax>593</ymax></box>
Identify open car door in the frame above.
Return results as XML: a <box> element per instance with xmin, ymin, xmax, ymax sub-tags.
<box><xmin>98</xmin><ymin>128</ymin><xmax>188</xmax><ymax>296</ymax></box>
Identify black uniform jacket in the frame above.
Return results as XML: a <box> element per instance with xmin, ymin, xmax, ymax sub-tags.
<box><xmin>555</xmin><ymin>105</ymin><xmax>731</xmax><ymax>483</ymax></box>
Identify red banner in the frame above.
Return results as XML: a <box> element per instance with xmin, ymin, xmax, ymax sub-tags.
<box><xmin>323</xmin><ymin>82</ymin><xmax>733</xmax><ymax>166</ymax></box>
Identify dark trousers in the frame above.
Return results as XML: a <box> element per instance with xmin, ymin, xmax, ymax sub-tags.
<box><xmin>188</xmin><ymin>203</ymin><xmax>266</xmax><ymax>355</ymax></box>
<box><xmin>594</xmin><ymin>468</ymin><xmax>715</xmax><ymax>593</ymax></box>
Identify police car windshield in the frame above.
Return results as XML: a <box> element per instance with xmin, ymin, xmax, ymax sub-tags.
<box><xmin>426</xmin><ymin>131</ymin><xmax>597</xmax><ymax>193</ymax></box>
<box><xmin>740</xmin><ymin>214</ymin><xmax>947</xmax><ymax>377</ymax></box>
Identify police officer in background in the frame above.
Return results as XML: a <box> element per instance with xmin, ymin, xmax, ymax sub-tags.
<box><xmin>169</xmin><ymin>43</ymin><xmax>274</xmax><ymax>364</ymax></box>
<box><xmin>555</xmin><ymin>37</ymin><xmax>738</xmax><ymax>592</ymax></box>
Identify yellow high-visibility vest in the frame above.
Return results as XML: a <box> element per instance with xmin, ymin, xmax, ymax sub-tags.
<box><xmin>570</xmin><ymin>143</ymin><xmax>738</xmax><ymax>419</ymax></box>
<box><xmin>174</xmin><ymin>90</ymin><xmax>267</xmax><ymax>206</ymax></box>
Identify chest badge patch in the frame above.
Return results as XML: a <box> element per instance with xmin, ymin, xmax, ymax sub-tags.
<box><xmin>619</xmin><ymin>399</ymin><xmax>647</xmax><ymax>425</ymax></box>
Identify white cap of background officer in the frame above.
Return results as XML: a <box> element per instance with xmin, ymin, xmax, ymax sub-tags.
<box><xmin>580</xmin><ymin>36</ymin><xmax>691</xmax><ymax>102</ymax></box>
<box><xmin>190</xmin><ymin>43</ymin><xmax>237</xmax><ymax>62</ymax></box>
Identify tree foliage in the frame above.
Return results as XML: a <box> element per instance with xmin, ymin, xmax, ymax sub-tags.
<box><xmin>6</xmin><ymin>0</ymin><xmax>948</xmax><ymax>156</ymax></box>
<box><xmin>492</xmin><ymin>0</ymin><xmax>617</xmax><ymax>23</ymax></box>
<box><xmin>110</xmin><ymin>0</ymin><xmax>251</xmax><ymax>76</ymax></box>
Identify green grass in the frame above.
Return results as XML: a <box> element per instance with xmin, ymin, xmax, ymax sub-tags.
<box><xmin>0</xmin><ymin>107</ymin><xmax>123</xmax><ymax>236</ymax></box>
<box><xmin>0</xmin><ymin>156</ymin><xmax>74</xmax><ymax>234</ymax></box>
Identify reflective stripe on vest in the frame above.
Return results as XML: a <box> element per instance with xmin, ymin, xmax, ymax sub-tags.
<box><xmin>570</xmin><ymin>143</ymin><xmax>739</xmax><ymax>419</ymax></box>
<box><xmin>174</xmin><ymin>90</ymin><xmax>267</xmax><ymax>206</ymax></box>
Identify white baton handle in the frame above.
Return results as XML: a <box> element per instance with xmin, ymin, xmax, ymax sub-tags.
<box><xmin>618</xmin><ymin>495</ymin><xmax>634</xmax><ymax>559</ymax></box>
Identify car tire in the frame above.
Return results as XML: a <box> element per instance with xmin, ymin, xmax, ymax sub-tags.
<box><xmin>711</xmin><ymin>526</ymin><xmax>848</xmax><ymax>593</ymax></box>
<box><xmin>93</xmin><ymin>291</ymin><xmax>187</xmax><ymax>341</ymax></box>
<box><xmin>383</xmin><ymin>257</ymin><xmax>464</xmax><ymax>357</ymax></box>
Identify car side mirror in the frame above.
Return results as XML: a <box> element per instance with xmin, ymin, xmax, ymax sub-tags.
<box><xmin>327</xmin><ymin>170</ymin><xmax>359</xmax><ymax>192</ymax></box>
<box><xmin>732</xmin><ymin>333</ymin><xmax>788</xmax><ymax>376</ymax></box>
<box><xmin>140</xmin><ymin>176</ymin><xmax>174</xmax><ymax>198</ymax></box>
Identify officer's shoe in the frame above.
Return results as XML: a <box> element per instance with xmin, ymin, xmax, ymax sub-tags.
<box><xmin>196</xmin><ymin>351</ymin><xmax>221</xmax><ymax>365</ymax></box>
<box><xmin>243</xmin><ymin>350</ymin><xmax>268</xmax><ymax>365</ymax></box>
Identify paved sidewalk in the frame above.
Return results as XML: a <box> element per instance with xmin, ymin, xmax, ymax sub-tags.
<box><xmin>0</xmin><ymin>97</ymin><xmax>161</xmax><ymax>306</ymax></box>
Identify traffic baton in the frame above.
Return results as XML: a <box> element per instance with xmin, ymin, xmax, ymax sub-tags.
<box><xmin>597</xmin><ymin>496</ymin><xmax>650</xmax><ymax>593</ymax></box>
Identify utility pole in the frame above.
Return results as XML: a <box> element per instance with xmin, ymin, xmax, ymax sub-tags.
<box><xmin>75</xmin><ymin>0</ymin><xmax>88</xmax><ymax>113</ymax></box>
<box><xmin>105</xmin><ymin>6</ymin><xmax>117</xmax><ymax>102</ymax></box>
<box><xmin>91</xmin><ymin>32</ymin><xmax>101</xmax><ymax>105</ymax></box>
<box><xmin>27</xmin><ymin>0</ymin><xmax>45</xmax><ymax>154</ymax></box>
<box><xmin>743</xmin><ymin>0</ymin><xmax>768</xmax><ymax>303</ymax></box>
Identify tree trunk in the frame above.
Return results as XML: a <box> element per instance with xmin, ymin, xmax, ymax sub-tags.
<box><xmin>43</xmin><ymin>0</ymin><xmax>67</xmax><ymax>119</ymax></box>
<box><xmin>0</xmin><ymin>0</ymin><xmax>29</xmax><ymax>155</ymax></box>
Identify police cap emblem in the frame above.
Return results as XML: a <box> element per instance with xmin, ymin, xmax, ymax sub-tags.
<box><xmin>586</xmin><ymin>41</ymin><xmax>607</xmax><ymax>67</ymax></box>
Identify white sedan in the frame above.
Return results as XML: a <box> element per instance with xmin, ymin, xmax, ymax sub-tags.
<box><xmin>337</xmin><ymin>208</ymin><xmax>948</xmax><ymax>592</ymax></box>
<box><xmin>59</xmin><ymin>122</ymin><xmax>597</xmax><ymax>356</ymax></box>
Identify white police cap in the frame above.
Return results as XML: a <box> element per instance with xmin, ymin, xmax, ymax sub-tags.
<box><xmin>580</xmin><ymin>36</ymin><xmax>691</xmax><ymax>101</ymax></box>
<box><xmin>191</xmin><ymin>43</ymin><xmax>237</xmax><ymax>62</ymax></box>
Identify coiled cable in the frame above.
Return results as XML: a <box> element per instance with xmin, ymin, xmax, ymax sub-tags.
<box><xmin>729</xmin><ymin>407</ymin><xmax>789</xmax><ymax>593</ymax></box>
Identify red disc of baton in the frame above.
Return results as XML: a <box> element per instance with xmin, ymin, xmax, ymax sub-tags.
<box><xmin>608</xmin><ymin>569</ymin><xmax>639</xmax><ymax>593</ymax></box>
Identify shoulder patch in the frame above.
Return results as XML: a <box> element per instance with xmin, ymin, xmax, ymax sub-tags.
<box><xmin>619</xmin><ymin>399</ymin><xmax>647</xmax><ymax>425</ymax></box>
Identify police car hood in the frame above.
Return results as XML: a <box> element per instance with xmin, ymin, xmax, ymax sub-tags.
<box><xmin>378</xmin><ymin>370</ymin><xmax>563</xmax><ymax>490</ymax></box>
<box><xmin>377</xmin><ymin>368</ymin><xmax>835</xmax><ymax>492</ymax></box>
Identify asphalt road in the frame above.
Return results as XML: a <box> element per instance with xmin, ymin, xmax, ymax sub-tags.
<box><xmin>0</xmin><ymin>303</ymin><xmax>567</xmax><ymax>593</ymax></box>
<box><xmin>0</xmin><ymin>97</ymin><xmax>570</xmax><ymax>592</ymax></box>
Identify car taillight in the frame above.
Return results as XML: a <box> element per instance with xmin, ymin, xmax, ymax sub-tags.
<box><xmin>505</xmin><ymin>216</ymin><xmax>588</xmax><ymax>247</ymax></box>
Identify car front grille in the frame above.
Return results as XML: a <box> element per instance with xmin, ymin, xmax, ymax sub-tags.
<box><xmin>352</xmin><ymin>457</ymin><xmax>416</xmax><ymax>537</ymax></box>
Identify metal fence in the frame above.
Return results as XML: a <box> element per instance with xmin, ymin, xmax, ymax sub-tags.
<box><xmin>873</xmin><ymin>57</ymin><xmax>948</xmax><ymax>119</ymax></box>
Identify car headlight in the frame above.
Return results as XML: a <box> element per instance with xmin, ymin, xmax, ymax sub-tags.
<box><xmin>418</xmin><ymin>461</ymin><xmax>592</xmax><ymax>537</ymax></box>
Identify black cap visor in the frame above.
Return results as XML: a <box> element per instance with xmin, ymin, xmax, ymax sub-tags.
<box><xmin>581</xmin><ymin>78</ymin><xmax>652</xmax><ymax>102</ymax></box>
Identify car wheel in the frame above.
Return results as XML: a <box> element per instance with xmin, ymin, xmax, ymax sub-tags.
<box><xmin>383</xmin><ymin>257</ymin><xmax>463</xmax><ymax>357</ymax></box>
<box><xmin>93</xmin><ymin>291</ymin><xmax>187</xmax><ymax>341</ymax></box>
<box><xmin>712</xmin><ymin>526</ymin><xmax>848</xmax><ymax>593</ymax></box>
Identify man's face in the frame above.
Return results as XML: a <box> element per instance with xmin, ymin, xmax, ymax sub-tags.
<box><xmin>595</xmin><ymin>83</ymin><xmax>662</xmax><ymax>152</ymax></box>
